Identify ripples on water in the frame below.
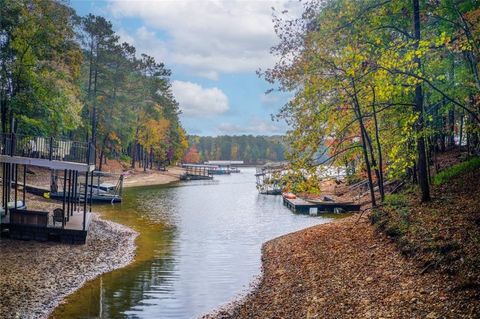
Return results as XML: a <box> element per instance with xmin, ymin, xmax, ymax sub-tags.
<box><xmin>52</xmin><ymin>168</ymin><xmax>335</xmax><ymax>318</ymax></box>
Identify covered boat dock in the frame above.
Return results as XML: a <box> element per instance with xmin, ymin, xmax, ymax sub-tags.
<box><xmin>0</xmin><ymin>133</ymin><xmax>95</xmax><ymax>244</ymax></box>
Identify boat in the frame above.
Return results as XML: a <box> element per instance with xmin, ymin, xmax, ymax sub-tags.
<box><xmin>49</xmin><ymin>192</ymin><xmax>121</xmax><ymax>204</ymax></box>
<box><xmin>48</xmin><ymin>171</ymin><xmax>124</xmax><ymax>204</ymax></box>
<box><xmin>255</xmin><ymin>163</ymin><xmax>287</xmax><ymax>195</ymax></box>
<box><xmin>208</xmin><ymin>167</ymin><xmax>231</xmax><ymax>175</ymax></box>
<box><xmin>0</xmin><ymin>200</ymin><xmax>27</xmax><ymax>214</ymax></box>
<box><xmin>229</xmin><ymin>167</ymin><xmax>241</xmax><ymax>173</ymax></box>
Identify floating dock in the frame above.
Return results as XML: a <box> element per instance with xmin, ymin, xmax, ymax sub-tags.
<box><xmin>283</xmin><ymin>196</ymin><xmax>360</xmax><ymax>214</ymax></box>
<box><xmin>180</xmin><ymin>164</ymin><xmax>214</xmax><ymax>180</ymax></box>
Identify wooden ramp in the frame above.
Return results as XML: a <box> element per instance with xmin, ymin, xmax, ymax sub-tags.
<box><xmin>283</xmin><ymin>197</ymin><xmax>360</xmax><ymax>214</ymax></box>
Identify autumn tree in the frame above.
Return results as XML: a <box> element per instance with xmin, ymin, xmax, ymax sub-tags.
<box><xmin>183</xmin><ymin>144</ymin><xmax>201</xmax><ymax>164</ymax></box>
<box><xmin>263</xmin><ymin>0</ymin><xmax>480</xmax><ymax>203</ymax></box>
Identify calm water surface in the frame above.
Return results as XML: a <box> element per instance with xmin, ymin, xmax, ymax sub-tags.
<box><xmin>52</xmin><ymin>168</ymin><xmax>334</xmax><ymax>318</ymax></box>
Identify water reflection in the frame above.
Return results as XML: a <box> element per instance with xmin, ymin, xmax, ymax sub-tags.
<box><xmin>52</xmin><ymin>168</ymin><xmax>335</xmax><ymax>318</ymax></box>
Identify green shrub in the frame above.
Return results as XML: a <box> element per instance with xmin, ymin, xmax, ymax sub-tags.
<box><xmin>384</xmin><ymin>193</ymin><xmax>408</xmax><ymax>208</ymax></box>
<box><xmin>433</xmin><ymin>157</ymin><xmax>480</xmax><ymax>186</ymax></box>
<box><xmin>120</xmin><ymin>154</ymin><xmax>131</xmax><ymax>163</ymax></box>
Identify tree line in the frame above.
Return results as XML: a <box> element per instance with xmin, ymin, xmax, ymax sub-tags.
<box><xmin>184</xmin><ymin>135</ymin><xmax>286</xmax><ymax>164</ymax></box>
<box><xmin>265</xmin><ymin>0</ymin><xmax>480</xmax><ymax>204</ymax></box>
<box><xmin>0</xmin><ymin>0</ymin><xmax>188</xmax><ymax>170</ymax></box>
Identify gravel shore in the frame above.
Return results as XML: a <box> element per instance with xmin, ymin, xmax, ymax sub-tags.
<box><xmin>0</xmin><ymin>215</ymin><xmax>138</xmax><ymax>319</ymax></box>
<box><xmin>205</xmin><ymin>215</ymin><xmax>479</xmax><ymax>319</ymax></box>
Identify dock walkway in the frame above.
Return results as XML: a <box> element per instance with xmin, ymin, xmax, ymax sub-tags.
<box><xmin>283</xmin><ymin>196</ymin><xmax>360</xmax><ymax>214</ymax></box>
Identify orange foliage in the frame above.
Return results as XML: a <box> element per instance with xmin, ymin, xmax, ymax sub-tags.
<box><xmin>183</xmin><ymin>144</ymin><xmax>201</xmax><ymax>163</ymax></box>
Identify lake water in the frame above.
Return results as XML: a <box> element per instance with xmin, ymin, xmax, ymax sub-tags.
<box><xmin>52</xmin><ymin>167</ymin><xmax>334</xmax><ymax>318</ymax></box>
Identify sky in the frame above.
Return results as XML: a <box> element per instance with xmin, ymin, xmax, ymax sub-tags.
<box><xmin>70</xmin><ymin>0</ymin><xmax>302</xmax><ymax>136</ymax></box>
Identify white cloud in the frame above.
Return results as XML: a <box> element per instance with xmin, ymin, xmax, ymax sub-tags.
<box><xmin>108</xmin><ymin>0</ymin><xmax>302</xmax><ymax>79</ymax></box>
<box><xmin>218</xmin><ymin>123</ymin><xmax>244</xmax><ymax>134</ymax></box>
<box><xmin>117</xmin><ymin>26</ymin><xmax>168</xmax><ymax>61</ymax></box>
<box><xmin>218</xmin><ymin>117</ymin><xmax>285</xmax><ymax>135</ymax></box>
<box><xmin>116</xmin><ymin>28</ymin><xmax>135</xmax><ymax>44</ymax></box>
<box><xmin>171</xmin><ymin>80</ymin><xmax>229</xmax><ymax>117</ymax></box>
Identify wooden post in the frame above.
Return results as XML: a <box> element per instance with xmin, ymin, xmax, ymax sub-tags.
<box><xmin>74</xmin><ymin>171</ymin><xmax>78</xmax><ymax>213</ymax></box>
<box><xmin>70</xmin><ymin>170</ymin><xmax>74</xmax><ymax>216</ymax></box>
<box><xmin>62</xmin><ymin>169</ymin><xmax>67</xmax><ymax>224</ymax></box>
<box><xmin>11</xmin><ymin>133</ymin><xmax>15</xmax><ymax>156</ymax></box>
<box><xmin>83</xmin><ymin>171</ymin><xmax>88</xmax><ymax>231</ymax></box>
<box><xmin>2</xmin><ymin>163</ymin><xmax>5</xmax><ymax>213</ymax></box>
<box><xmin>49</xmin><ymin>137</ymin><xmax>53</xmax><ymax>161</ymax></box>
<box><xmin>67</xmin><ymin>170</ymin><xmax>70</xmax><ymax>218</ymax></box>
<box><xmin>89</xmin><ymin>170</ymin><xmax>94</xmax><ymax>212</ymax></box>
<box><xmin>14</xmin><ymin>164</ymin><xmax>18</xmax><ymax>209</ymax></box>
<box><xmin>23</xmin><ymin>165</ymin><xmax>26</xmax><ymax>204</ymax></box>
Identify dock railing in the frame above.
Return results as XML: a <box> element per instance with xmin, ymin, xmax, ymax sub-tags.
<box><xmin>0</xmin><ymin>133</ymin><xmax>95</xmax><ymax>165</ymax></box>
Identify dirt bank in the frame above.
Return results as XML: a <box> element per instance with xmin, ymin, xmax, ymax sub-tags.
<box><xmin>0</xmin><ymin>215</ymin><xmax>138</xmax><ymax>319</ymax></box>
<box><xmin>207</xmin><ymin>215</ymin><xmax>479</xmax><ymax>318</ymax></box>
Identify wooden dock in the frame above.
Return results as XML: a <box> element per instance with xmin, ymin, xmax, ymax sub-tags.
<box><xmin>283</xmin><ymin>196</ymin><xmax>360</xmax><ymax>214</ymax></box>
<box><xmin>180</xmin><ymin>164</ymin><xmax>214</xmax><ymax>180</ymax></box>
<box><xmin>1</xmin><ymin>211</ymin><xmax>92</xmax><ymax>244</ymax></box>
<box><xmin>0</xmin><ymin>133</ymin><xmax>96</xmax><ymax>244</ymax></box>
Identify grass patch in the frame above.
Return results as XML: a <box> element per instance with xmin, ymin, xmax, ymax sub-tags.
<box><xmin>384</xmin><ymin>193</ymin><xmax>408</xmax><ymax>207</ymax></box>
<box><xmin>433</xmin><ymin>157</ymin><xmax>480</xmax><ymax>186</ymax></box>
<box><xmin>120</xmin><ymin>154</ymin><xmax>131</xmax><ymax>163</ymax></box>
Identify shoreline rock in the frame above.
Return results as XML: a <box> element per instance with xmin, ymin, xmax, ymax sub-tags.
<box><xmin>0</xmin><ymin>214</ymin><xmax>138</xmax><ymax>319</ymax></box>
<box><xmin>200</xmin><ymin>274</ymin><xmax>262</xmax><ymax>319</ymax></box>
<box><xmin>204</xmin><ymin>215</ymin><xmax>479</xmax><ymax>318</ymax></box>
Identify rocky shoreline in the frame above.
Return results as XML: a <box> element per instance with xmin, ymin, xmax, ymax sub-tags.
<box><xmin>0</xmin><ymin>214</ymin><xmax>138</xmax><ymax>319</ymax></box>
<box><xmin>205</xmin><ymin>215</ymin><xmax>479</xmax><ymax>318</ymax></box>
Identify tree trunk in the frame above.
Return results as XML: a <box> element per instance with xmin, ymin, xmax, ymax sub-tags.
<box><xmin>150</xmin><ymin>147</ymin><xmax>153</xmax><ymax>169</ymax></box>
<box><xmin>360</xmin><ymin>110</ymin><xmax>382</xmax><ymax>202</ymax></box>
<box><xmin>131</xmin><ymin>125</ymin><xmax>139</xmax><ymax>168</ymax></box>
<box><xmin>371</xmin><ymin>88</ymin><xmax>385</xmax><ymax>201</ymax></box>
<box><xmin>351</xmin><ymin>79</ymin><xmax>376</xmax><ymax>207</ymax></box>
<box><xmin>1</xmin><ymin>98</ymin><xmax>6</xmax><ymax>134</ymax></box>
<box><xmin>441</xmin><ymin>114</ymin><xmax>447</xmax><ymax>152</ymax></box>
<box><xmin>448</xmin><ymin>108</ymin><xmax>455</xmax><ymax>147</ymax></box>
<box><xmin>459</xmin><ymin>108</ymin><xmax>465</xmax><ymax>147</ymax></box>
<box><xmin>412</xmin><ymin>0</ymin><xmax>431</xmax><ymax>201</ymax></box>
<box><xmin>98</xmin><ymin>135</ymin><xmax>108</xmax><ymax>171</ymax></box>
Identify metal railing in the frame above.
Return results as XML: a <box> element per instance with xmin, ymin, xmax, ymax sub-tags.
<box><xmin>0</xmin><ymin>133</ymin><xmax>95</xmax><ymax>165</ymax></box>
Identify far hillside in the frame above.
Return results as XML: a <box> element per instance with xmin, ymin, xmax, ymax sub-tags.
<box><xmin>186</xmin><ymin>135</ymin><xmax>286</xmax><ymax>165</ymax></box>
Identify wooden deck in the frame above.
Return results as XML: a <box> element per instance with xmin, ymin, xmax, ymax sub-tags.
<box><xmin>283</xmin><ymin>197</ymin><xmax>361</xmax><ymax>214</ymax></box>
<box><xmin>1</xmin><ymin>211</ymin><xmax>92</xmax><ymax>244</ymax></box>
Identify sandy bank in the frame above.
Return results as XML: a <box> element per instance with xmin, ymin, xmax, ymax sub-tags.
<box><xmin>0</xmin><ymin>215</ymin><xmax>138</xmax><ymax>319</ymax></box>
<box><xmin>24</xmin><ymin>165</ymin><xmax>184</xmax><ymax>189</ymax></box>
<box><xmin>122</xmin><ymin>166</ymin><xmax>184</xmax><ymax>188</ymax></box>
<box><xmin>206</xmin><ymin>215</ymin><xmax>479</xmax><ymax>318</ymax></box>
